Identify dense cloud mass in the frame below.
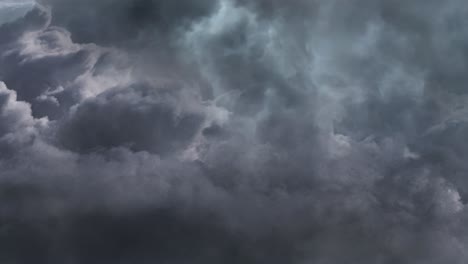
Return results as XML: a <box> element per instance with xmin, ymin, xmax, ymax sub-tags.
<box><xmin>1</xmin><ymin>0</ymin><xmax>468</xmax><ymax>263</ymax></box>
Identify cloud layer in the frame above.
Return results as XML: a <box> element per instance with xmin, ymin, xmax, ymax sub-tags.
<box><xmin>1</xmin><ymin>1</ymin><xmax>468</xmax><ymax>263</ymax></box>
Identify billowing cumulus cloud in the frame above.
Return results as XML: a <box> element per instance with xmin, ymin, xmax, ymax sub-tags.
<box><xmin>1</xmin><ymin>1</ymin><xmax>468</xmax><ymax>263</ymax></box>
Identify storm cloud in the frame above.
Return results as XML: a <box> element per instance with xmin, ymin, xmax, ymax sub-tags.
<box><xmin>1</xmin><ymin>0</ymin><xmax>468</xmax><ymax>263</ymax></box>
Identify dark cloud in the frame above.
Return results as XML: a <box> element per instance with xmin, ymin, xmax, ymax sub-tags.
<box><xmin>0</xmin><ymin>6</ymin><xmax>130</xmax><ymax>120</ymax></box>
<box><xmin>1</xmin><ymin>1</ymin><xmax>468</xmax><ymax>263</ymax></box>
<box><xmin>37</xmin><ymin>0</ymin><xmax>219</xmax><ymax>46</ymax></box>
<box><xmin>57</xmin><ymin>83</ymin><xmax>205</xmax><ymax>155</ymax></box>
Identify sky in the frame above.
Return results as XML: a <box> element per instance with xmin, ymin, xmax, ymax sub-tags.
<box><xmin>1</xmin><ymin>0</ymin><xmax>468</xmax><ymax>263</ymax></box>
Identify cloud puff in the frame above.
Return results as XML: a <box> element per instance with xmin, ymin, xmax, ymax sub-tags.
<box><xmin>58</xmin><ymin>82</ymin><xmax>205</xmax><ymax>155</ymax></box>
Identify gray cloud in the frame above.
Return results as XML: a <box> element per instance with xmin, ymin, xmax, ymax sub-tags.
<box><xmin>1</xmin><ymin>1</ymin><xmax>468</xmax><ymax>263</ymax></box>
<box><xmin>37</xmin><ymin>0</ymin><xmax>219</xmax><ymax>47</ymax></box>
<box><xmin>57</xmin><ymin>82</ymin><xmax>205</xmax><ymax>155</ymax></box>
